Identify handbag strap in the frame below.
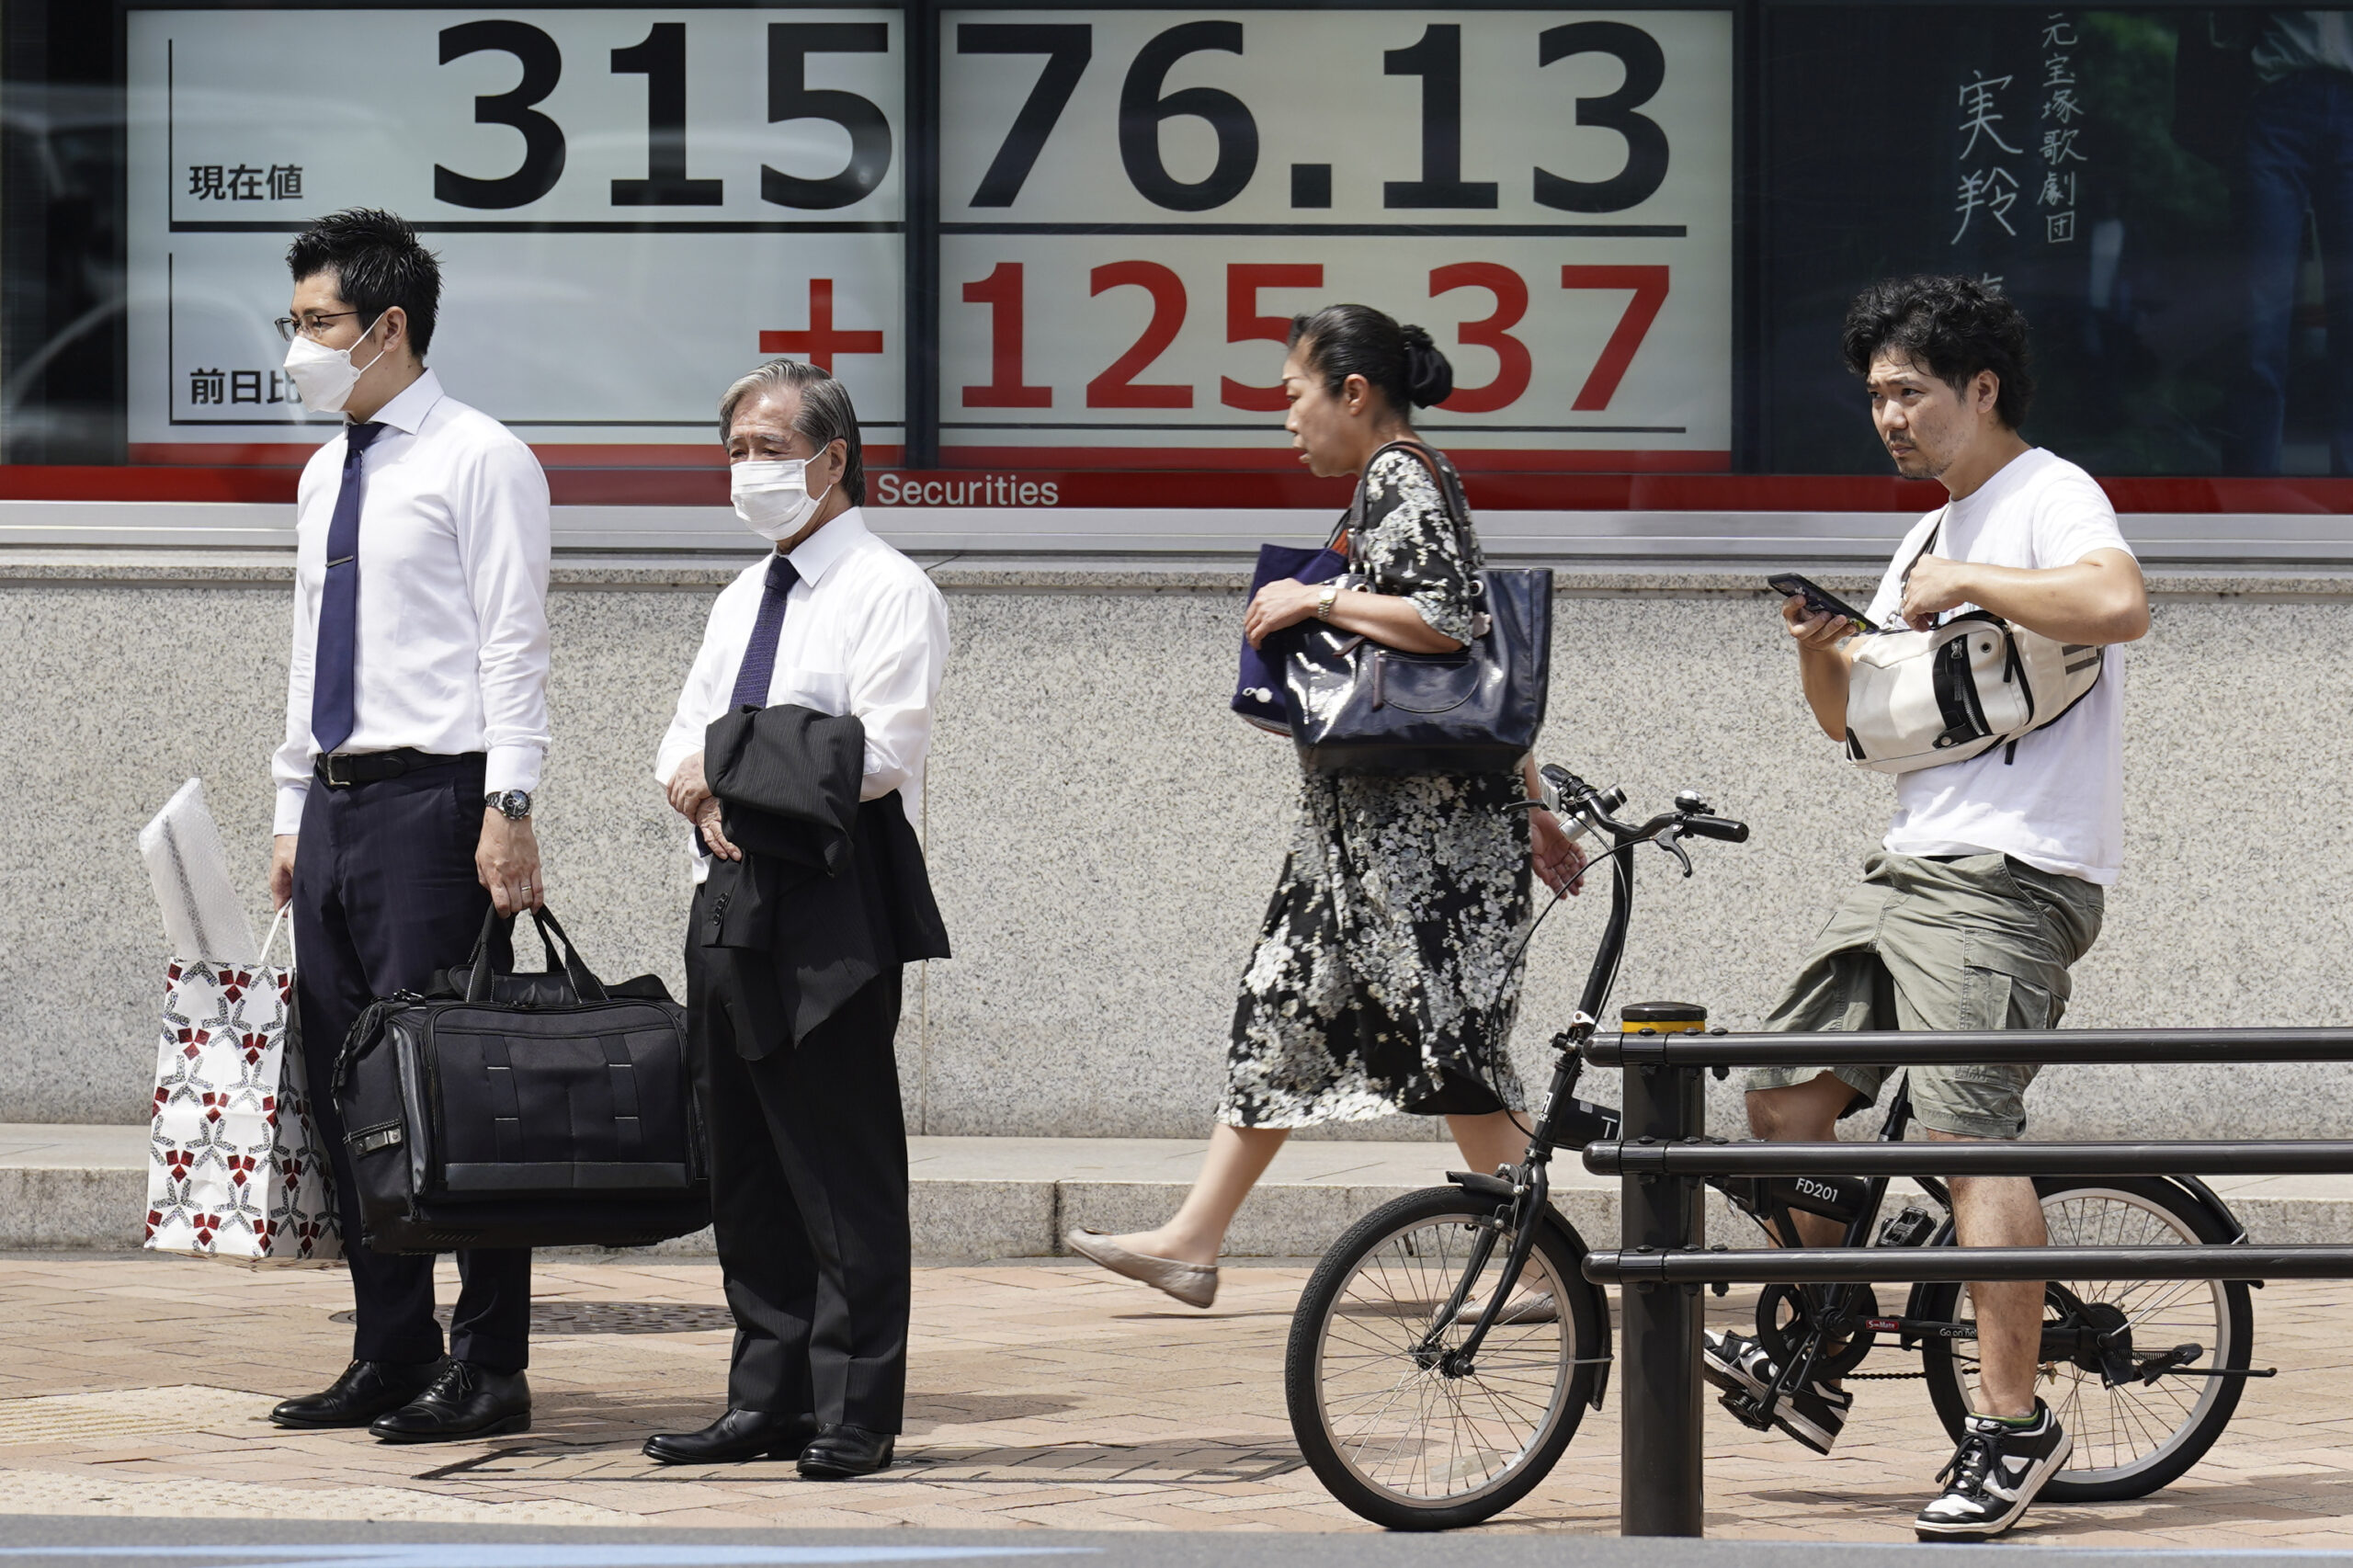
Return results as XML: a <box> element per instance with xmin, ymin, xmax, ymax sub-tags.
<box><xmin>257</xmin><ymin>905</ymin><xmax>293</xmax><ymax>970</ymax></box>
<box><xmin>1895</xmin><ymin>505</ymin><xmax>1951</xmax><ymax>628</ymax></box>
<box><xmin>529</xmin><ymin>905</ymin><xmax>609</xmax><ymax>1004</ymax></box>
<box><xmin>460</xmin><ymin>905</ymin><xmax>587</xmax><ymax>1003</ymax></box>
<box><xmin>1321</xmin><ymin>508</ymin><xmax>1351</xmax><ymax>556</ymax></box>
<box><xmin>1345</xmin><ymin>438</ymin><xmax>1482</xmax><ymax>584</ymax></box>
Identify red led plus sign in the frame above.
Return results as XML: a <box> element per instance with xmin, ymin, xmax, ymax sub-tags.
<box><xmin>759</xmin><ymin>278</ymin><xmax>884</xmax><ymax>372</ymax></box>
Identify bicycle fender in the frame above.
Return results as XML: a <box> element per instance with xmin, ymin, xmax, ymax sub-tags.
<box><xmin>2162</xmin><ymin>1175</ymin><xmax>2261</xmax><ymax>1287</ymax></box>
<box><xmin>1440</xmin><ymin>1171</ymin><xmax>1614</xmax><ymax>1410</ymax></box>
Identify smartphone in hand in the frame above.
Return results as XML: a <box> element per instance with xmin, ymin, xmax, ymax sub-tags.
<box><xmin>1767</xmin><ymin>573</ymin><xmax>1873</xmax><ymax>635</ymax></box>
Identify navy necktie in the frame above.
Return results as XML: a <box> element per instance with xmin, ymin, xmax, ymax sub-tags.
<box><xmin>310</xmin><ymin>421</ymin><xmax>388</xmax><ymax>756</ymax></box>
<box><xmin>728</xmin><ymin>553</ymin><xmax>801</xmax><ymax>710</ymax></box>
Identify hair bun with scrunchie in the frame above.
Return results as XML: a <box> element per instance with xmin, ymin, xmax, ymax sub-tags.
<box><xmin>1399</xmin><ymin>324</ymin><xmax>1454</xmax><ymax>409</ymax></box>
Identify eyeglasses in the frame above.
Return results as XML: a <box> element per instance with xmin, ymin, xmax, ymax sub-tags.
<box><xmin>273</xmin><ymin>312</ymin><xmax>358</xmax><ymax>343</ymax></box>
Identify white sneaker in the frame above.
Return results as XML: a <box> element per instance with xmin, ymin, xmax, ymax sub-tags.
<box><xmin>1914</xmin><ymin>1401</ymin><xmax>2073</xmax><ymax>1541</ymax></box>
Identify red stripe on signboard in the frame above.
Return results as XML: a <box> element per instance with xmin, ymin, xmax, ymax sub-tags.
<box><xmin>127</xmin><ymin>445</ymin><xmax>324</xmax><ymax>471</ymax></box>
<box><xmin>0</xmin><ymin>464</ymin><xmax>301</xmax><ymax>502</ymax></box>
<box><xmin>22</xmin><ymin>464</ymin><xmax>2353</xmax><ymax>513</ymax></box>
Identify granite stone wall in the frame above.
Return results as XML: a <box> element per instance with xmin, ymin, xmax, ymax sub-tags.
<box><xmin>5</xmin><ymin>561</ymin><xmax>2348</xmax><ymax>1141</ymax></box>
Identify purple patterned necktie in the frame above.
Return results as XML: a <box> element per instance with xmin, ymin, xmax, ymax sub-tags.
<box><xmin>310</xmin><ymin>421</ymin><xmax>388</xmax><ymax>756</ymax></box>
<box><xmin>728</xmin><ymin>552</ymin><xmax>801</xmax><ymax>710</ymax></box>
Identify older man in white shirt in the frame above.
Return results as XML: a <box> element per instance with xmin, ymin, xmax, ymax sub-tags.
<box><xmin>644</xmin><ymin>360</ymin><xmax>949</xmax><ymax>1481</ymax></box>
<box><xmin>262</xmin><ymin>210</ymin><xmax>548</xmax><ymax>1446</ymax></box>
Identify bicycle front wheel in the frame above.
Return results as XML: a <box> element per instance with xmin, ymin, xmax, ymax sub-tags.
<box><xmin>1917</xmin><ymin>1175</ymin><xmax>2254</xmax><ymax>1502</ymax></box>
<box><xmin>1284</xmin><ymin>1186</ymin><xmax>1607</xmax><ymax>1530</ymax></box>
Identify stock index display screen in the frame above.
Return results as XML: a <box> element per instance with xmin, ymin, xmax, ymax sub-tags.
<box><xmin>1</xmin><ymin>2</ymin><xmax>2345</xmax><ymax>508</ymax></box>
<box><xmin>122</xmin><ymin>5</ymin><xmax>1727</xmax><ymax>490</ymax></box>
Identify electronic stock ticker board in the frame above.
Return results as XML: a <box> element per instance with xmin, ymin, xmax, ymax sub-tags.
<box><xmin>129</xmin><ymin>6</ymin><xmax>1731</xmax><ymax>495</ymax></box>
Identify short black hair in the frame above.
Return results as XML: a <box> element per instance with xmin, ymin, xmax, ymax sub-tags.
<box><xmin>1287</xmin><ymin>303</ymin><xmax>1454</xmax><ymax>415</ymax></box>
<box><xmin>1841</xmin><ymin>275</ymin><xmax>2034</xmax><ymax>429</ymax></box>
<box><xmin>286</xmin><ymin>209</ymin><xmax>441</xmax><ymax>358</ymax></box>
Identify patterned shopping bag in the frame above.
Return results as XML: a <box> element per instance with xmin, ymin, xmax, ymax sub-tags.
<box><xmin>143</xmin><ymin>911</ymin><xmax>342</xmax><ymax>1266</ymax></box>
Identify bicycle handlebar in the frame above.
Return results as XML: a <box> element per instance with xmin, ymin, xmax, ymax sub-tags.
<box><xmin>1536</xmin><ymin>764</ymin><xmax>1750</xmax><ymax>1041</ymax></box>
<box><xmin>1539</xmin><ymin>765</ymin><xmax>1751</xmax><ymax>848</ymax></box>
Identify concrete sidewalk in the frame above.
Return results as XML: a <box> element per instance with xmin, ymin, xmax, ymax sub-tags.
<box><xmin>12</xmin><ymin>1124</ymin><xmax>2353</xmax><ymax>1258</ymax></box>
<box><xmin>4</xmin><ymin>1252</ymin><xmax>2353</xmax><ymax>1545</ymax></box>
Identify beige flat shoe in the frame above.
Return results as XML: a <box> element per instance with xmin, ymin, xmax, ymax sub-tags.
<box><xmin>1065</xmin><ymin>1229</ymin><xmax>1218</xmax><ymax>1308</ymax></box>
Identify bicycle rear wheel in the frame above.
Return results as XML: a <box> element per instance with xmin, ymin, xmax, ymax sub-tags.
<box><xmin>1917</xmin><ymin>1175</ymin><xmax>2253</xmax><ymax>1502</ymax></box>
<box><xmin>1284</xmin><ymin>1186</ymin><xmax>1607</xmax><ymax>1529</ymax></box>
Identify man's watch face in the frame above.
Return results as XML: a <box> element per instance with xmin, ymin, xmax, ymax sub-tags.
<box><xmin>487</xmin><ymin>790</ymin><xmax>532</xmax><ymax>820</ymax></box>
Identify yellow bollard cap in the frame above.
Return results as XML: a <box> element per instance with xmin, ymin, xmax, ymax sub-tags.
<box><xmin>1620</xmin><ymin>1000</ymin><xmax>1709</xmax><ymax>1036</ymax></box>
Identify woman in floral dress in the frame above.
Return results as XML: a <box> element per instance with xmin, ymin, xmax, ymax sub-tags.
<box><xmin>1068</xmin><ymin>305</ymin><xmax>1586</xmax><ymax>1308</ymax></box>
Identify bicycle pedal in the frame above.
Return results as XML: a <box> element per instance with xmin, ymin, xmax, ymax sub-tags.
<box><xmin>1717</xmin><ymin>1390</ymin><xmax>1774</xmax><ymax>1433</ymax></box>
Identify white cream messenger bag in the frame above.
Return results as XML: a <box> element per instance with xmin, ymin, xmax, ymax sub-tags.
<box><xmin>1842</xmin><ymin>514</ymin><xmax>2106</xmax><ymax>775</ymax></box>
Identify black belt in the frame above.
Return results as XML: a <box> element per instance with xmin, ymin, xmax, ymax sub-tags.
<box><xmin>314</xmin><ymin>748</ymin><xmax>483</xmax><ymax>788</ymax></box>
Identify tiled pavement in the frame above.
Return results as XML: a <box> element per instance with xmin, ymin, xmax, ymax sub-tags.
<box><xmin>3</xmin><ymin>1254</ymin><xmax>2353</xmax><ymax>1546</ymax></box>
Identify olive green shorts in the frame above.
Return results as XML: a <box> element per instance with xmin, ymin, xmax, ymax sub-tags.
<box><xmin>1743</xmin><ymin>851</ymin><xmax>2105</xmax><ymax>1140</ymax></box>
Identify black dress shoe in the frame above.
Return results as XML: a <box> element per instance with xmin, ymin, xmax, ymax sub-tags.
<box><xmin>368</xmin><ymin>1359</ymin><xmax>530</xmax><ymax>1444</ymax></box>
<box><xmin>269</xmin><ymin>1358</ymin><xmax>445</xmax><ymax>1429</ymax></box>
<box><xmin>797</xmin><ymin>1423</ymin><xmax>895</xmax><ymax>1479</ymax></box>
<box><xmin>643</xmin><ymin>1408</ymin><xmax>821</xmax><ymax>1465</ymax></box>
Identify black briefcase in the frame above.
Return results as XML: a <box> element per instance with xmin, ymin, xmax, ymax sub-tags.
<box><xmin>331</xmin><ymin>905</ymin><xmax>710</xmax><ymax>1254</ymax></box>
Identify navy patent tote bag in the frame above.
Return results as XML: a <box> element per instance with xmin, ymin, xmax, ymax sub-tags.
<box><xmin>1279</xmin><ymin>443</ymin><xmax>1552</xmax><ymax>776</ymax></box>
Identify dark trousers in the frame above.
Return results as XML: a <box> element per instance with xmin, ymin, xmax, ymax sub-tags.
<box><xmin>292</xmin><ymin>756</ymin><xmax>532</xmax><ymax>1374</ymax></box>
<box><xmin>686</xmin><ymin>884</ymin><xmax>911</xmax><ymax>1430</ymax></box>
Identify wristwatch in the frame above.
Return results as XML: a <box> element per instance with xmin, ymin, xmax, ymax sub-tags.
<box><xmin>484</xmin><ymin>790</ymin><xmax>533</xmax><ymax>821</ymax></box>
<box><xmin>1315</xmin><ymin>584</ymin><xmax>1340</xmax><ymax>621</ymax></box>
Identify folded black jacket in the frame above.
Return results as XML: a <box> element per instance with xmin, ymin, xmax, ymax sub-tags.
<box><xmin>699</xmin><ymin>702</ymin><xmax>951</xmax><ymax>1056</ymax></box>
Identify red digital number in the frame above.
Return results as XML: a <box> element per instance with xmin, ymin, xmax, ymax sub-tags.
<box><xmin>1428</xmin><ymin>263</ymin><xmax>1530</xmax><ymax>414</ymax></box>
<box><xmin>1560</xmin><ymin>265</ymin><xmax>1668</xmax><ymax>411</ymax></box>
<box><xmin>961</xmin><ymin>261</ymin><xmax>1052</xmax><ymax>408</ymax></box>
<box><xmin>1220</xmin><ymin>263</ymin><xmax>1324</xmax><ymax>411</ymax></box>
<box><xmin>1086</xmin><ymin>261</ymin><xmax>1191</xmax><ymax>408</ymax></box>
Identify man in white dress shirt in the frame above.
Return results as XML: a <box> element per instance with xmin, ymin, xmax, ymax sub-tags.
<box><xmin>261</xmin><ymin>210</ymin><xmax>549</xmax><ymax>1444</ymax></box>
<box><xmin>642</xmin><ymin>360</ymin><xmax>949</xmax><ymax>1479</ymax></box>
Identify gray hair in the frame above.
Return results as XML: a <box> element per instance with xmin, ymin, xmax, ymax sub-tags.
<box><xmin>716</xmin><ymin>358</ymin><xmax>866</xmax><ymax>506</ymax></box>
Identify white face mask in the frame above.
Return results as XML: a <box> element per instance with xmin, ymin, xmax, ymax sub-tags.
<box><xmin>282</xmin><ymin>312</ymin><xmax>390</xmax><ymax>415</ymax></box>
<box><xmin>732</xmin><ymin>457</ymin><xmax>833</xmax><ymax>542</ymax></box>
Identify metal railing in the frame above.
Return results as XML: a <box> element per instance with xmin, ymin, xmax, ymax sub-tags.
<box><xmin>1573</xmin><ymin>1025</ymin><xmax>2353</xmax><ymax>1538</ymax></box>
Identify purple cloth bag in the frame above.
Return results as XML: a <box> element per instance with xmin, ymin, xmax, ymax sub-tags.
<box><xmin>1233</xmin><ymin>539</ymin><xmax>1347</xmax><ymax>733</ymax></box>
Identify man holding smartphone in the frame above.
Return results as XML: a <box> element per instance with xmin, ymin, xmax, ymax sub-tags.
<box><xmin>1710</xmin><ymin>275</ymin><xmax>2149</xmax><ymax>1541</ymax></box>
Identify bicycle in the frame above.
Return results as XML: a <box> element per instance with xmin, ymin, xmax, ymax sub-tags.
<box><xmin>1281</xmin><ymin>765</ymin><xmax>2262</xmax><ymax>1530</ymax></box>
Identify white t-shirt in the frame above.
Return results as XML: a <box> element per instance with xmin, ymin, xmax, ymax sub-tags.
<box><xmin>1863</xmin><ymin>448</ymin><xmax>2135</xmax><ymax>886</ymax></box>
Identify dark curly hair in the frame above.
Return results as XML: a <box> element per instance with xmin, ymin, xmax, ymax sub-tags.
<box><xmin>1840</xmin><ymin>275</ymin><xmax>2034</xmax><ymax>430</ymax></box>
<box><xmin>1287</xmin><ymin>303</ymin><xmax>1454</xmax><ymax>415</ymax></box>
<box><xmin>286</xmin><ymin>209</ymin><xmax>441</xmax><ymax>357</ymax></box>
